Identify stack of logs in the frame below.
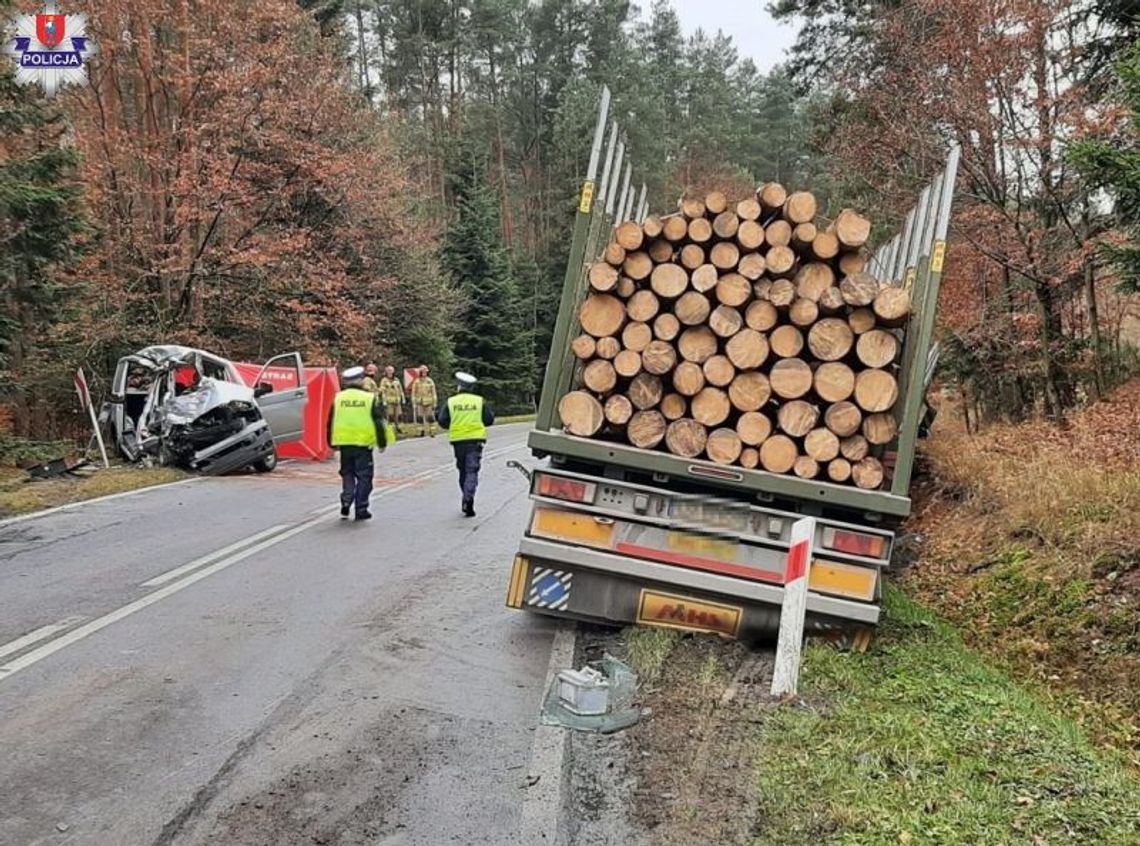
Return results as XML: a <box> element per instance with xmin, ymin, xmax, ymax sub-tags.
<box><xmin>557</xmin><ymin>184</ymin><xmax>911</xmax><ymax>491</ymax></box>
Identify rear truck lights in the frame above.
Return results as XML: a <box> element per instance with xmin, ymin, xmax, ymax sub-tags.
<box><xmin>820</xmin><ymin>526</ymin><xmax>888</xmax><ymax>559</ymax></box>
<box><xmin>808</xmin><ymin>559</ymin><xmax>878</xmax><ymax>602</ymax></box>
<box><xmin>536</xmin><ymin>473</ymin><xmax>598</xmax><ymax>504</ymax></box>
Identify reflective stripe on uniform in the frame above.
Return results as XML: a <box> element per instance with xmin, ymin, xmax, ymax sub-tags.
<box><xmin>447</xmin><ymin>393</ymin><xmax>486</xmax><ymax>442</ymax></box>
<box><xmin>331</xmin><ymin>388</ymin><xmax>378</xmax><ymax>447</ymax></box>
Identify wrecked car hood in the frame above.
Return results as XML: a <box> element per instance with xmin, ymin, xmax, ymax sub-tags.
<box><xmin>161</xmin><ymin>378</ymin><xmax>256</xmax><ymax>426</ymax></box>
<box><xmin>132</xmin><ymin>345</ymin><xmax>199</xmax><ymax>369</ymax></box>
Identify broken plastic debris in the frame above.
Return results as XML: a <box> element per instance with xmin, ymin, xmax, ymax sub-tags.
<box><xmin>540</xmin><ymin>654</ymin><xmax>649</xmax><ymax>734</ymax></box>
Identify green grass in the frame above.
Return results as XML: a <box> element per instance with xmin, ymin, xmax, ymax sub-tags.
<box><xmin>624</xmin><ymin>625</ymin><xmax>680</xmax><ymax>683</ymax></box>
<box><xmin>754</xmin><ymin>587</ymin><xmax>1140</xmax><ymax>845</ymax></box>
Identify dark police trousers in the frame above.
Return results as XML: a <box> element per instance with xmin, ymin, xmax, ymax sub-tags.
<box><xmin>453</xmin><ymin>441</ymin><xmax>483</xmax><ymax>503</ymax></box>
<box><xmin>339</xmin><ymin>445</ymin><xmax>374</xmax><ymax>513</ymax></box>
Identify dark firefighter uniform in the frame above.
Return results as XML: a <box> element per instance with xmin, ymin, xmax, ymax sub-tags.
<box><xmin>327</xmin><ymin>366</ymin><xmax>388</xmax><ymax>521</ymax></box>
<box><xmin>436</xmin><ymin>372</ymin><xmax>495</xmax><ymax>517</ymax></box>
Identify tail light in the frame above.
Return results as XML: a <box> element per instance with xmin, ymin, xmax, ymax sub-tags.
<box><xmin>536</xmin><ymin>474</ymin><xmax>597</xmax><ymax>504</ymax></box>
<box><xmin>820</xmin><ymin>527</ymin><xmax>888</xmax><ymax>559</ymax></box>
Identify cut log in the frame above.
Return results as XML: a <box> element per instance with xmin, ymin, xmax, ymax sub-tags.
<box><xmin>615</xmin><ymin>220</ymin><xmax>644</xmax><ymax>251</ymax></box>
<box><xmin>740</xmin><ymin>447</ymin><xmax>760</xmax><ymax>469</ymax></box>
<box><xmin>833</xmin><ymin>209</ymin><xmax>872</xmax><ymax>249</ymax></box>
<box><xmin>736</xmin><ymin>411</ymin><xmax>772</xmax><ymax>446</ymax></box>
<box><xmin>794</xmin><ymin>263</ymin><xmax>836</xmax><ymax>302</ymax></box>
<box><xmin>783</xmin><ymin>191</ymin><xmax>817</xmax><ymax>224</ymax></box>
<box><xmin>623</xmin><ymin>251</ymin><xmax>654</xmax><ymax>282</ymax></box>
<box><xmin>856</xmin><ymin>329</ymin><xmax>900</xmax><ymax>368</ymax></box>
<box><xmin>691</xmin><ymin>387</ymin><xmax>731</xmax><ymax>427</ymax></box>
<box><xmin>828</xmin><ymin>458</ymin><xmax>852</xmax><ymax>483</ymax></box>
<box><xmin>789</xmin><ymin>298</ymin><xmax>820</xmax><ymax>328</ymax></box>
<box><xmin>736</xmin><ymin>198</ymin><xmax>762</xmax><ymax>221</ymax></box>
<box><xmin>759</xmin><ymin>435</ymin><xmax>798</xmax><ymax>474</ymax></box>
<box><xmin>840</xmin><ymin>271</ymin><xmax>881</xmax><ymax>306</ymax></box>
<box><xmin>595</xmin><ymin>336</ymin><xmax>621</xmax><ymax>360</ymax></box>
<box><xmin>706</xmin><ymin>428</ymin><xmax>743</xmax><ymax>465</ymax></box>
<box><xmin>766</xmin><ymin>246</ymin><xmax>797</xmax><ymax>278</ymax></box>
<box><xmin>626</xmin><ymin>290</ymin><xmax>660</xmax><ymax>323</ymax></box>
<box><xmin>605</xmin><ymin>393</ymin><xmax>634</xmax><ymax>426</ymax></box>
<box><xmin>672</xmin><ymin>361</ymin><xmax>706</xmax><ymax>397</ymax></box>
<box><xmin>769</xmin><ymin>279</ymin><xmax>797</xmax><ymax>308</ymax></box>
<box><xmin>766</xmin><ymin>219</ymin><xmax>792</xmax><ymax>247</ymax></box>
<box><xmin>681</xmin><ymin>197</ymin><xmax>707</xmax><ymax>220</ymax></box>
<box><xmin>778</xmin><ymin>400</ymin><xmax>820</xmax><ymax>437</ymax></box>
<box><xmin>848</xmin><ymin>307</ymin><xmax>877</xmax><ymax>335</ymax></box>
<box><xmin>770</xmin><ymin>358</ymin><xmax>813</xmax><ymax>399</ymax></box>
<box><xmin>769</xmin><ymin>325</ymin><xmax>805</xmax><ymax>359</ymax></box>
<box><xmin>665</xmin><ymin>419</ymin><xmax>708</xmax><ymax>458</ymax></box>
<box><xmin>792</xmin><ymin>222</ymin><xmax>818</xmax><ymax>251</ymax></box>
<box><xmin>725</xmin><ymin>328</ymin><xmax>769</xmax><ymax>370</ymax></box>
<box><xmin>663</xmin><ymin>215</ymin><xmax>689</xmax><ymax>242</ymax></box>
<box><xmin>738</xmin><ymin>250</ymin><xmax>767</xmax><ymax>280</ymax></box>
<box><xmin>653</xmin><ymin>312</ymin><xmax>681</xmax><ymax>342</ymax></box>
<box><xmin>711</xmin><ymin>241</ymin><xmax>740</xmax><ymax>271</ymax></box>
<box><xmin>616</xmin><ymin>277</ymin><xmax>637</xmax><ymax>298</ymax></box>
<box><xmin>814</xmin><ymin>362</ymin><xmax>856</xmax><ymax>403</ymax></box>
<box><xmin>675</xmin><ymin>291</ymin><xmax>712</xmax><ymax>326</ymax></box>
<box><xmin>863</xmin><ymin>412</ymin><xmax>899</xmax><ymax>445</ymax></box>
<box><xmin>794</xmin><ymin>456</ymin><xmax>821</xmax><ymax>479</ymax></box>
<box><xmin>678</xmin><ymin>326</ymin><xmax>718</xmax><ymax>364</ymax></box>
<box><xmin>737</xmin><ymin>220</ymin><xmax>765</xmax><ymax>251</ymax></box>
<box><xmin>758</xmin><ymin>182</ymin><xmax>788</xmax><ymax>213</ymax></box>
<box><xmin>709</xmin><ymin>305</ymin><xmax>744</xmax><ymax>338</ymax></box>
<box><xmin>680</xmin><ymin>243</ymin><xmax>706</xmax><ymax>270</ymax></box>
<box><xmin>840</xmin><ymin>434</ymin><xmax>869</xmax><ymax>462</ymax></box>
<box><xmin>804</xmin><ymin>427</ymin><xmax>840</xmax><ymax>462</ymax></box>
<box><xmin>688</xmin><ymin>217</ymin><xmax>713</xmax><ymax>243</ymax></box>
<box><xmin>651</xmin><ymin>263</ymin><xmax>689</xmax><ymax>299</ymax></box>
<box><xmin>713</xmin><ymin>211</ymin><xmax>739</xmax><ymax>240</ymax></box>
<box><xmin>745</xmin><ymin>300</ymin><xmax>778</xmax><ymax>332</ymax></box>
<box><xmin>559</xmin><ymin>391</ymin><xmax>604</xmax><ymax>436</ymax></box>
<box><xmin>661</xmin><ymin>393</ymin><xmax>687</xmax><ymax>421</ymax></box>
<box><xmin>702</xmin><ymin>355</ymin><xmax>736</xmax><ymax>388</ymax></box>
<box><xmin>839</xmin><ymin>250</ymin><xmax>868</xmax><ymax>276</ymax></box>
<box><xmin>628</xmin><ymin>373</ymin><xmax>664</xmax><ymax>410</ymax></box>
<box><xmin>873</xmin><ymin>286</ymin><xmax>911</xmax><ymax>326</ymax></box>
<box><xmin>853</xmin><ymin>369</ymin><xmax>899</xmax><ymax>413</ymax></box>
<box><xmin>824</xmin><ymin>401</ymin><xmax>863</xmax><ymax>438</ymax></box>
<box><xmin>691</xmin><ymin>264</ymin><xmax>719</xmax><ymax>293</ymax></box>
<box><xmin>613</xmin><ymin>349</ymin><xmax>643</xmax><ymax>379</ymax></box>
<box><xmin>852</xmin><ymin>456</ymin><xmax>885</xmax><ymax>490</ymax></box>
<box><xmin>715</xmin><ymin>273</ymin><xmax>752</xmax><ymax>307</ymax></box>
<box><xmin>728</xmin><ymin>371</ymin><xmax>771</xmax><ymax>412</ymax></box>
<box><xmin>811</xmin><ymin>231</ymin><xmax>840</xmax><ymax>261</ymax></box>
<box><xmin>819</xmin><ymin>286</ymin><xmax>846</xmax><ymax>314</ymax></box>
<box><xmin>642</xmin><ymin>216</ymin><xmax>664</xmax><ymax>239</ymax></box>
<box><xmin>628</xmin><ymin>410</ymin><xmax>667</xmax><ymax>449</ymax></box>
<box><xmin>807</xmin><ymin>318</ymin><xmax>855</xmax><ymax>361</ymax></box>
<box><xmin>603</xmin><ymin>242</ymin><xmax>626</xmax><ymax>267</ymax></box>
<box><xmin>571</xmin><ymin>334</ymin><xmax>597</xmax><ymax>360</ymax></box>
<box><xmin>642</xmin><ymin>340</ymin><xmax>678</xmax><ymax>376</ymax></box>
<box><xmin>580</xmin><ymin>294</ymin><xmax>625</xmax><ymax>338</ymax></box>
<box><xmin>648</xmin><ymin>239</ymin><xmax>674</xmax><ymax>264</ymax></box>
<box><xmin>622</xmin><ymin>321</ymin><xmax>653</xmax><ymax>352</ymax></box>
<box><xmin>704</xmin><ymin>190</ymin><xmax>728</xmax><ymax>215</ymax></box>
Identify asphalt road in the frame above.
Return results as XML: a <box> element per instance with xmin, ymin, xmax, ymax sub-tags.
<box><xmin>0</xmin><ymin>423</ymin><xmax>567</xmax><ymax>846</ymax></box>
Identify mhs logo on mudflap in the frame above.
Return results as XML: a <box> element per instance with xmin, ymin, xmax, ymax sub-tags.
<box><xmin>4</xmin><ymin>2</ymin><xmax>97</xmax><ymax>97</ymax></box>
<box><xmin>637</xmin><ymin>590</ymin><xmax>742</xmax><ymax>638</ymax></box>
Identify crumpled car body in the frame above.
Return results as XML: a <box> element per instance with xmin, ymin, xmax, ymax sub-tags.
<box><xmin>102</xmin><ymin>345</ymin><xmax>308</xmax><ymax>475</ymax></box>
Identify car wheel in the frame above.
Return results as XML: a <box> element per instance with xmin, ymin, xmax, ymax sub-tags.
<box><xmin>253</xmin><ymin>449</ymin><xmax>278</xmax><ymax>473</ymax></box>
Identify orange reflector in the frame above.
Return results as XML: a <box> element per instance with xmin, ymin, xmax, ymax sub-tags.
<box><xmin>809</xmin><ymin>559</ymin><xmax>878</xmax><ymax>601</ymax></box>
<box><xmin>531</xmin><ymin>507</ymin><xmax>614</xmax><ymax>547</ymax></box>
<box><xmin>507</xmin><ymin>556</ymin><xmax>529</xmax><ymax>608</ymax></box>
<box><xmin>821</xmin><ymin>527</ymin><xmax>888</xmax><ymax>559</ymax></box>
<box><xmin>536</xmin><ymin>474</ymin><xmax>597</xmax><ymax>504</ymax></box>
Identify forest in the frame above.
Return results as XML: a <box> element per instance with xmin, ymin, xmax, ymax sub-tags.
<box><xmin>2</xmin><ymin>0</ymin><xmax>1139</xmax><ymax>434</ymax></box>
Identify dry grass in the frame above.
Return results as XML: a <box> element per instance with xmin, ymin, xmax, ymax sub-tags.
<box><xmin>0</xmin><ymin>465</ymin><xmax>187</xmax><ymax>518</ymax></box>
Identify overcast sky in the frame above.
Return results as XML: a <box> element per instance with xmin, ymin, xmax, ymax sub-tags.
<box><xmin>670</xmin><ymin>0</ymin><xmax>798</xmax><ymax>72</ymax></box>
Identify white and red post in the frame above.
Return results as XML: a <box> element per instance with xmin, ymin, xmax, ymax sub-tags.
<box><xmin>771</xmin><ymin>517</ymin><xmax>815</xmax><ymax>697</ymax></box>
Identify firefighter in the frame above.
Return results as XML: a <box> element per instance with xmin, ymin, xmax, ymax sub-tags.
<box><xmin>326</xmin><ymin>366</ymin><xmax>388</xmax><ymax>521</ymax></box>
<box><xmin>378</xmin><ymin>365</ymin><xmax>406</xmax><ymax>426</ymax></box>
<box><xmin>411</xmin><ymin>364</ymin><xmax>438</xmax><ymax>437</ymax></box>
<box><xmin>361</xmin><ymin>363</ymin><xmax>380</xmax><ymax>395</ymax></box>
<box><xmin>436</xmin><ymin>372</ymin><xmax>495</xmax><ymax>517</ymax></box>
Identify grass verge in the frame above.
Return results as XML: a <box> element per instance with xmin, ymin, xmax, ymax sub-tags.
<box><xmin>755</xmin><ymin>587</ymin><xmax>1140</xmax><ymax>845</ymax></box>
<box><xmin>0</xmin><ymin>464</ymin><xmax>186</xmax><ymax>518</ymax></box>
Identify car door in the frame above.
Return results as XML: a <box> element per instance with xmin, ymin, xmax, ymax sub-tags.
<box><xmin>252</xmin><ymin>352</ymin><xmax>307</xmax><ymax>444</ymax></box>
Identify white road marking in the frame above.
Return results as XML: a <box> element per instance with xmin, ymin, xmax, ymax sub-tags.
<box><xmin>0</xmin><ymin>618</ymin><xmax>83</xmax><ymax>661</ymax></box>
<box><xmin>141</xmin><ymin>524</ymin><xmax>292</xmax><ymax>587</ymax></box>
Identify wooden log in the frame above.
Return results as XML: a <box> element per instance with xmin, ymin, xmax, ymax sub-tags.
<box><xmin>738</xmin><ymin>251</ymin><xmax>766</xmax><ymax>280</ymax></box>
<box><xmin>848</xmin><ymin>307</ymin><xmax>877</xmax><ymax>335</ymax></box>
<box><xmin>728</xmin><ymin>371</ymin><xmax>771</xmax><ymax>412</ymax></box>
<box><xmin>770</xmin><ymin>358</ymin><xmax>813</xmax><ymax>399</ymax></box>
<box><xmin>648</xmin><ymin>239</ymin><xmax>674</xmax><ymax>264</ymax></box>
<box><xmin>811</xmin><ymin>231</ymin><xmax>840</xmax><ymax>261</ymax></box>
<box><xmin>709</xmin><ymin>305</ymin><xmax>744</xmax><ymax>338</ymax></box>
<box><xmin>789</xmin><ymin>298</ymin><xmax>820</xmax><ymax>328</ymax></box>
<box><xmin>691</xmin><ymin>264</ymin><xmax>719</xmax><ymax>293</ymax></box>
<box><xmin>580</xmin><ymin>294</ymin><xmax>625</xmax><ymax>338</ymax></box>
<box><xmin>839</xmin><ymin>250</ymin><xmax>868</xmax><ymax>276</ymax></box>
<box><xmin>595</xmin><ymin>336</ymin><xmax>621</xmax><ymax>360</ymax></box>
<box><xmin>672</xmin><ymin>361</ymin><xmax>706</xmax><ymax>396</ymax></box>
<box><xmin>778</xmin><ymin>400</ymin><xmax>820</xmax><ymax>437</ymax></box>
<box><xmin>804</xmin><ymin>427</ymin><xmax>840</xmax><ymax>462</ymax></box>
<box><xmin>715</xmin><ymin>273</ymin><xmax>752</xmax><ymax>307</ymax></box>
<box><xmin>603</xmin><ymin>242</ymin><xmax>626</xmax><ymax>267</ymax></box>
<box><xmin>615</xmin><ymin>220</ymin><xmax>644</xmax><ymax>251</ymax></box>
<box><xmin>628</xmin><ymin>410</ymin><xmax>667</xmax><ymax>449</ymax></box>
<box><xmin>613</xmin><ymin>349</ymin><xmax>643</xmax><ymax>379</ymax></box>
<box><xmin>852</xmin><ymin>456</ymin><xmax>885</xmax><ymax>490</ymax></box>
<box><xmin>559</xmin><ymin>391</ymin><xmax>604</xmax><ymax>436</ymax></box>
<box><xmin>758</xmin><ymin>182</ymin><xmax>787</xmax><ymax>213</ymax></box>
<box><xmin>873</xmin><ymin>286</ymin><xmax>911</xmax><ymax>326</ymax></box>
<box><xmin>740</xmin><ymin>447</ymin><xmax>760</xmax><ymax>469</ymax></box>
<box><xmin>767</xmin><ymin>246</ymin><xmax>797</xmax><ymax>278</ymax></box>
<box><xmin>783</xmin><ymin>191</ymin><xmax>817</xmax><ymax>225</ymax></box>
<box><xmin>827</xmin><ymin>458</ymin><xmax>852</xmax><ymax>483</ymax></box>
<box><xmin>814</xmin><ymin>362</ymin><xmax>856</xmax><ymax>403</ymax></box>
<box><xmin>736</xmin><ymin>198</ymin><xmax>762</xmax><ymax>221</ymax></box>
<box><xmin>651</xmin><ymin>263</ymin><xmax>689</xmax><ymax>299</ymax></box>
<box><xmin>745</xmin><ymin>300</ymin><xmax>778</xmax><ymax>332</ymax></box>
<box><xmin>622</xmin><ymin>321</ymin><xmax>653</xmax><ymax>353</ymax></box>
<box><xmin>818</xmin><ymin>286</ymin><xmax>846</xmax><ymax>314</ymax></box>
<box><xmin>753</xmin><ymin>279</ymin><xmax>773</xmax><ymax>301</ymax></box>
<box><xmin>824</xmin><ymin>401</ymin><xmax>863</xmax><ymax>438</ymax></box>
<box><xmin>678</xmin><ymin>326</ymin><xmax>718</xmax><ymax>364</ymax></box>
<box><xmin>794</xmin><ymin>263</ymin><xmax>836</xmax><ymax>302</ymax></box>
<box><xmin>702</xmin><ymin>355</ymin><xmax>736</xmax><ymax>388</ymax></box>
<box><xmin>713</xmin><ymin>211</ymin><xmax>739</xmax><ymax>240</ymax></box>
<box><xmin>642</xmin><ymin>216</ymin><xmax>664</xmax><ymax>239</ymax></box>
<box><xmin>605</xmin><ymin>393</ymin><xmax>634</xmax><ymax>426</ymax></box>
<box><xmin>642</xmin><ymin>340</ymin><xmax>678</xmax><ymax>376</ymax></box>
<box><xmin>571</xmin><ymin>334</ymin><xmax>596</xmax><ymax>360</ymax></box>
<box><xmin>863</xmin><ymin>412</ymin><xmax>899</xmax><ymax>445</ymax></box>
<box><xmin>626</xmin><ymin>290</ymin><xmax>660</xmax><ymax>323</ymax></box>
<box><xmin>807</xmin><ymin>318</ymin><xmax>855</xmax><ymax>362</ymax></box>
<box><xmin>688</xmin><ymin>217</ymin><xmax>713</xmax><ymax>244</ymax></box>
<box><xmin>661</xmin><ymin>393</ymin><xmax>687</xmax><ymax>421</ymax></box>
<box><xmin>794</xmin><ymin>456</ymin><xmax>821</xmax><ymax>479</ymax></box>
<box><xmin>705</xmin><ymin>191</ymin><xmax>729</xmax><ymax>215</ymax></box>
<box><xmin>663</xmin><ymin>215</ymin><xmax>689</xmax><ymax>242</ymax></box>
<box><xmin>725</xmin><ymin>328</ymin><xmax>770</xmax><ymax>370</ymax></box>
<box><xmin>856</xmin><ymin>329</ymin><xmax>900</xmax><ymax>368</ymax></box>
<box><xmin>681</xmin><ymin>197</ymin><xmax>707</xmax><ymax>220</ymax></box>
<box><xmin>840</xmin><ymin>271</ymin><xmax>881</xmax><ymax>306</ymax></box>
<box><xmin>760</xmin><ymin>435</ymin><xmax>798</xmax><ymax>474</ymax></box>
<box><xmin>840</xmin><ymin>434</ymin><xmax>869</xmax><ymax>462</ymax></box>
<box><xmin>691</xmin><ymin>387</ymin><xmax>731</xmax><ymax>427</ymax></box>
<box><xmin>833</xmin><ymin>209</ymin><xmax>872</xmax><ymax>249</ymax></box>
<box><xmin>711</xmin><ymin>241</ymin><xmax>741</xmax><ymax>271</ymax></box>
<box><xmin>737</xmin><ymin>220</ymin><xmax>765</xmax><ymax>251</ymax></box>
<box><xmin>675</xmin><ymin>291</ymin><xmax>712</xmax><ymax>326</ymax></box>
<box><xmin>665</xmin><ymin>418</ymin><xmax>708</xmax><ymax>458</ymax></box>
<box><xmin>680</xmin><ymin>243</ymin><xmax>706</xmax><ymax>271</ymax></box>
<box><xmin>653</xmin><ymin>312</ymin><xmax>681</xmax><ymax>342</ymax></box>
<box><xmin>623</xmin><ymin>250</ymin><xmax>654</xmax><ymax>281</ymax></box>
<box><xmin>628</xmin><ymin>373</ymin><xmax>664</xmax><ymax>410</ymax></box>
<box><xmin>736</xmin><ymin>411</ymin><xmax>772</xmax><ymax>446</ymax></box>
<box><xmin>616</xmin><ymin>276</ymin><xmax>637</xmax><ymax>298</ymax></box>
<box><xmin>854</xmin><ymin>369</ymin><xmax>899</xmax><ymax>413</ymax></box>
<box><xmin>769</xmin><ymin>279</ymin><xmax>797</xmax><ymax>308</ymax></box>
<box><xmin>792</xmin><ymin>222</ymin><xmax>818</xmax><ymax>251</ymax></box>
<box><xmin>769</xmin><ymin>325</ymin><xmax>805</xmax><ymax>359</ymax></box>
<box><xmin>766</xmin><ymin>219</ymin><xmax>792</xmax><ymax>248</ymax></box>
<box><xmin>707</xmin><ymin>428</ymin><xmax>743</xmax><ymax>465</ymax></box>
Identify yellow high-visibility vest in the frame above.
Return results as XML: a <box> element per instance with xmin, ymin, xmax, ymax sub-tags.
<box><xmin>330</xmin><ymin>388</ymin><xmax>378</xmax><ymax>447</ymax></box>
<box><xmin>447</xmin><ymin>393</ymin><xmax>486</xmax><ymax>442</ymax></box>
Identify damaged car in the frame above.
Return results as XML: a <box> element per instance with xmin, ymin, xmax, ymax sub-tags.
<box><xmin>101</xmin><ymin>346</ymin><xmax>307</xmax><ymax>475</ymax></box>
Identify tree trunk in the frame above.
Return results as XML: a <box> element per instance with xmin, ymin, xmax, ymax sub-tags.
<box><xmin>623</xmin><ymin>251</ymin><xmax>654</xmax><ymax>281</ymax></box>
<box><xmin>736</xmin><ymin>411</ymin><xmax>772</xmax><ymax>446</ymax></box>
<box><xmin>571</xmin><ymin>334</ymin><xmax>597</xmax><ymax>360</ymax></box>
<box><xmin>615</xmin><ymin>220</ymin><xmax>644</xmax><ymax>251</ymax></box>
<box><xmin>713</xmin><ymin>212</ymin><xmax>740</xmax><ymax>240</ymax></box>
<box><xmin>628</xmin><ymin>372</ymin><xmax>664</xmax><ymax>410</ymax></box>
<box><xmin>595</xmin><ymin>337</ymin><xmax>621</xmax><ymax>360</ymax></box>
<box><xmin>691</xmin><ymin>264</ymin><xmax>719</xmax><ymax>292</ymax></box>
<box><xmin>862</xmin><ymin>412</ymin><xmax>898</xmax><ymax>445</ymax></box>
<box><xmin>783</xmin><ymin>191</ymin><xmax>817</xmax><ymax>224</ymax></box>
<box><xmin>716</xmin><ymin>273</ymin><xmax>752</xmax><ymax>307</ymax></box>
<box><xmin>626</xmin><ymin>290</ymin><xmax>660</xmax><ymax>322</ymax></box>
<box><xmin>675</xmin><ymin>291</ymin><xmax>712</xmax><ymax>326</ymax></box>
<box><xmin>766</xmin><ymin>219</ymin><xmax>793</xmax><ymax>247</ymax></box>
<box><xmin>580</xmin><ymin>294</ymin><xmax>625</xmax><ymax>337</ymax></box>
<box><xmin>628</xmin><ymin>410</ymin><xmax>667</xmax><ymax>448</ymax></box>
<box><xmin>745</xmin><ymin>300</ymin><xmax>778</xmax><ymax>332</ymax></box>
<box><xmin>651</xmin><ymin>263</ymin><xmax>689</xmax><ymax>298</ymax></box>
<box><xmin>789</xmin><ymin>298</ymin><xmax>820</xmax><ymax>328</ymax></box>
<box><xmin>778</xmin><ymin>400</ymin><xmax>820</xmax><ymax>437</ymax></box>
<box><xmin>559</xmin><ymin>391</ymin><xmax>604</xmax><ymax>436</ymax></box>
<box><xmin>642</xmin><ymin>340</ymin><xmax>678</xmax><ymax>375</ymax></box>
<box><xmin>794</xmin><ymin>456</ymin><xmax>821</xmax><ymax>479</ymax></box>
<box><xmin>673</xmin><ymin>361</ymin><xmax>706</xmax><ymax>396</ymax></box>
<box><xmin>738</xmin><ymin>251</ymin><xmax>767</xmax><ymax>279</ymax></box>
<box><xmin>856</xmin><ymin>329</ymin><xmax>900</xmax><ymax>368</ymax></box>
<box><xmin>678</xmin><ymin>326</ymin><xmax>718</xmax><ymax>363</ymax></box>
<box><xmin>758</xmin><ymin>182</ymin><xmax>787</xmax><ymax>213</ymax></box>
<box><xmin>725</xmin><ymin>328</ymin><xmax>769</xmax><ymax>369</ymax></box>
<box><xmin>769</xmin><ymin>325</ymin><xmax>805</xmax><ymax>359</ymax></box>
<box><xmin>824</xmin><ymin>401</ymin><xmax>863</xmax><ymax>437</ymax></box>
<box><xmin>703</xmin><ymin>355</ymin><xmax>736</xmax><ymax>387</ymax></box>
<box><xmin>832</xmin><ymin>209</ymin><xmax>871</xmax><ymax>249</ymax></box>
<box><xmin>709</xmin><ymin>305</ymin><xmax>744</xmax><ymax>338</ymax></box>
<box><xmin>614</xmin><ymin>349</ymin><xmax>643</xmax><ymax>379</ymax></box>
<box><xmin>589</xmin><ymin>262</ymin><xmax>620</xmax><ymax>291</ymax></box>
<box><xmin>622</xmin><ymin>321</ymin><xmax>653</xmax><ymax>352</ymax></box>
<box><xmin>853</xmin><ymin>369</ymin><xmax>899</xmax><ymax>413</ymax></box>
<box><xmin>711</xmin><ymin>241</ymin><xmax>741</xmax><ymax>271</ymax></box>
<box><xmin>691</xmin><ymin>386</ymin><xmax>732</xmax><ymax>427</ymax></box>
<box><xmin>706</xmin><ymin>428</ymin><xmax>743</xmax><ymax>465</ymax></box>
<box><xmin>840</xmin><ymin>434</ymin><xmax>869</xmax><ymax>462</ymax></box>
<box><xmin>654</xmin><ymin>312</ymin><xmax>681</xmax><ymax>341</ymax></box>
<box><xmin>827</xmin><ymin>458</ymin><xmax>852</xmax><ymax>483</ymax></box>
<box><xmin>665</xmin><ymin>418</ymin><xmax>708</xmax><ymax>457</ymax></box>
<box><xmin>814</xmin><ymin>362</ymin><xmax>856</xmax><ymax>403</ymax></box>
<box><xmin>808</xmin><ymin>318</ymin><xmax>855</xmax><ymax>361</ymax></box>
<box><xmin>851</xmin><ymin>456</ymin><xmax>884</xmax><ymax>489</ymax></box>
<box><xmin>770</xmin><ymin>358</ymin><xmax>814</xmax><ymax>400</ymax></box>
<box><xmin>737</xmin><ymin>221</ymin><xmax>765</xmax><ymax>251</ymax></box>
<box><xmin>605</xmin><ymin>393</ymin><xmax>634</xmax><ymax>426</ymax></box>
<box><xmin>760</xmin><ymin>435</ymin><xmax>798</xmax><ymax>473</ymax></box>
<box><xmin>661</xmin><ymin>393</ymin><xmax>687</xmax><ymax>420</ymax></box>
<box><xmin>840</xmin><ymin>271</ymin><xmax>880</xmax><ymax>306</ymax></box>
<box><xmin>729</xmin><ymin>371</ymin><xmax>771</xmax><ymax>411</ymax></box>
<box><xmin>680</xmin><ymin>243</ymin><xmax>706</xmax><ymax>270</ymax></box>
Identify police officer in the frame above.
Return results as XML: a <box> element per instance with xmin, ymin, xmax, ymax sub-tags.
<box><xmin>436</xmin><ymin>372</ymin><xmax>494</xmax><ymax>517</ymax></box>
<box><xmin>326</xmin><ymin>366</ymin><xmax>388</xmax><ymax>521</ymax></box>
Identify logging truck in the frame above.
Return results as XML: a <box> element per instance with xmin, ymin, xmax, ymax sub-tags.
<box><xmin>505</xmin><ymin>88</ymin><xmax>960</xmax><ymax>640</ymax></box>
